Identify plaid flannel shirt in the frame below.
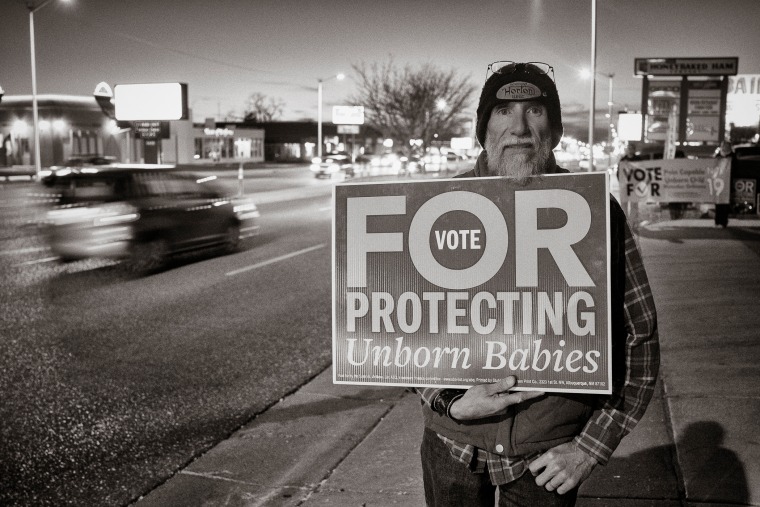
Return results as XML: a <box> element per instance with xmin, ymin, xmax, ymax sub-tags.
<box><xmin>418</xmin><ymin>216</ymin><xmax>659</xmax><ymax>485</ymax></box>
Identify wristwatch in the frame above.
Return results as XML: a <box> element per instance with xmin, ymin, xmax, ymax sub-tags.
<box><xmin>432</xmin><ymin>389</ymin><xmax>465</xmax><ymax>419</ymax></box>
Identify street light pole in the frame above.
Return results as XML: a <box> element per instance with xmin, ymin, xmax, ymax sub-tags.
<box><xmin>605</xmin><ymin>73</ymin><xmax>614</xmax><ymax>147</ymax></box>
<box><xmin>317</xmin><ymin>79</ymin><xmax>323</xmax><ymax>159</ymax></box>
<box><xmin>316</xmin><ymin>73</ymin><xmax>344</xmax><ymax>160</ymax></box>
<box><xmin>29</xmin><ymin>6</ymin><xmax>42</xmax><ymax>180</ymax></box>
<box><xmin>588</xmin><ymin>0</ymin><xmax>597</xmax><ymax>172</ymax></box>
<box><xmin>581</xmin><ymin>68</ymin><xmax>615</xmax><ymax>154</ymax></box>
<box><xmin>26</xmin><ymin>0</ymin><xmax>62</xmax><ymax>180</ymax></box>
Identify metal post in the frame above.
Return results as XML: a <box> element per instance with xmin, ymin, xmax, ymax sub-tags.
<box><xmin>317</xmin><ymin>79</ymin><xmax>323</xmax><ymax>159</ymax></box>
<box><xmin>607</xmin><ymin>74</ymin><xmax>614</xmax><ymax>146</ymax></box>
<box><xmin>29</xmin><ymin>9</ymin><xmax>42</xmax><ymax>180</ymax></box>
<box><xmin>588</xmin><ymin>0</ymin><xmax>597</xmax><ymax>172</ymax></box>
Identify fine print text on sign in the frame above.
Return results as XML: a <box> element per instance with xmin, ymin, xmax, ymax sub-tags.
<box><xmin>618</xmin><ymin>158</ymin><xmax>730</xmax><ymax>204</ymax></box>
<box><xmin>333</xmin><ymin>173</ymin><xmax>612</xmax><ymax>394</ymax></box>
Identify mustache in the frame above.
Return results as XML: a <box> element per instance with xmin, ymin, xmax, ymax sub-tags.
<box><xmin>499</xmin><ymin>136</ymin><xmax>538</xmax><ymax>148</ymax></box>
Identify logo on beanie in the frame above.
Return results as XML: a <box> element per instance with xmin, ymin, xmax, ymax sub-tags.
<box><xmin>495</xmin><ymin>82</ymin><xmax>543</xmax><ymax>100</ymax></box>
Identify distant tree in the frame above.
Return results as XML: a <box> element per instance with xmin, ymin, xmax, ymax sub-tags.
<box><xmin>243</xmin><ymin>92</ymin><xmax>285</xmax><ymax>122</ymax></box>
<box><xmin>350</xmin><ymin>59</ymin><xmax>477</xmax><ymax>153</ymax></box>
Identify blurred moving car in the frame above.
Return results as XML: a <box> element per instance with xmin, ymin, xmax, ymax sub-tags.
<box><xmin>310</xmin><ymin>151</ymin><xmax>354</xmax><ymax>178</ymax></box>
<box><xmin>56</xmin><ymin>154</ymin><xmax>117</xmax><ymax>167</ymax></box>
<box><xmin>39</xmin><ymin>164</ymin><xmax>259</xmax><ymax>273</ymax></box>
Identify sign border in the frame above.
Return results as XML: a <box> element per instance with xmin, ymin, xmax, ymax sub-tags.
<box><xmin>332</xmin><ymin>172</ymin><xmax>612</xmax><ymax>394</ymax></box>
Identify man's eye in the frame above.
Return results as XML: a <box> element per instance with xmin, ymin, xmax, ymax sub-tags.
<box><xmin>528</xmin><ymin>107</ymin><xmax>544</xmax><ymax>115</ymax></box>
<box><xmin>496</xmin><ymin>108</ymin><xmax>512</xmax><ymax>115</ymax></box>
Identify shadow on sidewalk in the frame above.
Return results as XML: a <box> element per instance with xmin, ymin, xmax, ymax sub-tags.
<box><xmin>589</xmin><ymin>420</ymin><xmax>749</xmax><ymax>504</ymax></box>
<box><xmin>257</xmin><ymin>387</ymin><xmax>406</xmax><ymax>424</ymax></box>
<box><xmin>673</xmin><ymin>420</ymin><xmax>749</xmax><ymax>504</ymax></box>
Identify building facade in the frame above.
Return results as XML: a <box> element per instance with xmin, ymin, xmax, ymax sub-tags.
<box><xmin>0</xmin><ymin>95</ymin><xmax>121</xmax><ymax>167</ymax></box>
<box><xmin>1</xmin><ymin>95</ymin><xmax>380</xmax><ymax>167</ymax></box>
<box><xmin>208</xmin><ymin>120</ymin><xmax>383</xmax><ymax>162</ymax></box>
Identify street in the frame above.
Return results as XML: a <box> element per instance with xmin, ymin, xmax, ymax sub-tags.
<box><xmin>0</xmin><ymin>166</ymin><xmax>338</xmax><ymax>506</ymax></box>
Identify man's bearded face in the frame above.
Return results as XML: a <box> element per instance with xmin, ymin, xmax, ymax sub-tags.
<box><xmin>484</xmin><ymin>101</ymin><xmax>553</xmax><ymax>180</ymax></box>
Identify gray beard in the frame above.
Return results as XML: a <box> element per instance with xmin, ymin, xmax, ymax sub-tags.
<box><xmin>484</xmin><ymin>136</ymin><xmax>552</xmax><ymax>182</ymax></box>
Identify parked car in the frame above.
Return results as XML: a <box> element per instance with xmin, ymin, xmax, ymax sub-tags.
<box><xmin>39</xmin><ymin>164</ymin><xmax>259</xmax><ymax>274</ymax></box>
<box><xmin>310</xmin><ymin>151</ymin><xmax>354</xmax><ymax>178</ymax></box>
<box><xmin>731</xmin><ymin>144</ymin><xmax>760</xmax><ymax>214</ymax></box>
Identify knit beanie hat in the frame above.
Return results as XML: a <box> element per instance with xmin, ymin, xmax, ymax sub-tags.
<box><xmin>476</xmin><ymin>63</ymin><xmax>563</xmax><ymax>149</ymax></box>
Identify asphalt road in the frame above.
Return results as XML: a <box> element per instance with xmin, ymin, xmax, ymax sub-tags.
<box><xmin>0</xmin><ymin>166</ymin><xmax>340</xmax><ymax>506</ymax></box>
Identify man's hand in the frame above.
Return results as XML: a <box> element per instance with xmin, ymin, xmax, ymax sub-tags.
<box><xmin>448</xmin><ymin>376</ymin><xmax>544</xmax><ymax>421</ymax></box>
<box><xmin>529</xmin><ymin>442</ymin><xmax>598</xmax><ymax>494</ymax></box>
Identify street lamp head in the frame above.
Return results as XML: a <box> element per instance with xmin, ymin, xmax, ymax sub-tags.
<box><xmin>336</xmin><ymin>73</ymin><xmax>346</xmax><ymax>81</ymax></box>
<box><xmin>28</xmin><ymin>0</ymin><xmax>71</xmax><ymax>12</ymax></box>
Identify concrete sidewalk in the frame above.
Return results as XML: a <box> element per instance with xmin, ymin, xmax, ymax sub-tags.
<box><xmin>135</xmin><ymin>218</ymin><xmax>760</xmax><ymax>507</ymax></box>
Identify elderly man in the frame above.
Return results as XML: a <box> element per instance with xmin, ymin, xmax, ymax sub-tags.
<box><xmin>418</xmin><ymin>62</ymin><xmax>660</xmax><ymax>507</ymax></box>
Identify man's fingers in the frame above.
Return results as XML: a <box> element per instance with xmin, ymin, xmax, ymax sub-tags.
<box><xmin>484</xmin><ymin>376</ymin><xmax>516</xmax><ymax>394</ymax></box>
<box><xmin>556</xmin><ymin>477</ymin><xmax>578</xmax><ymax>495</ymax></box>
<box><xmin>483</xmin><ymin>376</ymin><xmax>544</xmax><ymax>405</ymax></box>
<box><xmin>498</xmin><ymin>390</ymin><xmax>545</xmax><ymax>406</ymax></box>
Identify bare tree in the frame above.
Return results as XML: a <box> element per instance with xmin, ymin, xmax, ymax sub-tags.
<box><xmin>350</xmin><ymin>59</ymin><xmax>477</xmax><ymax>153</ymax></box>
<box><xmin>243</xmin><ymin>92</ymin><xmax>285</xmax><ymax>122</ymax></box>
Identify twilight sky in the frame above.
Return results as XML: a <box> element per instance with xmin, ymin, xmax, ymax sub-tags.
<box><xmin>2</xmin><ymin>0</ymin><xmax>759</xmax><ymax>130</ymax></box>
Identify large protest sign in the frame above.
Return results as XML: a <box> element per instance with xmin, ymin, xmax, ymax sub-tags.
<box><xmin>333</xmin><ymin>173</ymin><xmax>611</xmax><ymax>394</ymax></box>
<box><xmin>618</xmin><ymin>158</ymin><xmax>730</xmax><ymax>204</ymax></box>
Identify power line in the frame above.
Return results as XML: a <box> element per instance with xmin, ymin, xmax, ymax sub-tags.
<box><xmin>70</xmin><ymin>13</ymin><xmax>313</xmax><ymax>91</ymax></box>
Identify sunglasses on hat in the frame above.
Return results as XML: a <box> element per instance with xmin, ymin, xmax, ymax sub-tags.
<box><xmin>486</xmin><ymin>61</ymin><xmax>555</xmax><ymax>84</ymax></box>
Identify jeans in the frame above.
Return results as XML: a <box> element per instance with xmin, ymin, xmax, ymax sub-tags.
<box><xmin>421</xmin><ymin>428</ymin><xmax>578</xmax><ymax>507</ymax></box>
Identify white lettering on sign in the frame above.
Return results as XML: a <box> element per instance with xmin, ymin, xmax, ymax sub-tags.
<box><xmin>434</xmin><ymin>230</ymin><xmax>482</xmax><ymax>250</ymax></box>
<box><xmin>346</xmin><ymin>196</ymin><xmax>405</xmax><ymax>288</ymax></box>
<box><xmin>483</xmin><ymin>338</ymin><xmax>599</xmax><ymax>373</ymax></box>
<box><xmin>345</xmin><ymin>189</ymin><xmax>593</xmax><ymax>290</ymax></box>
<box><xmin>344</xmin><ymin>290</ymin><xmax>597</xmax><ymax>337</ymax></box>
<box><xmin>514</xmin><ymin>189</ymin><xmax>593</xmax><ymax>287</ymax></box>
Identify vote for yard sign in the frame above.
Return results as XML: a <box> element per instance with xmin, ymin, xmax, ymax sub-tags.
<box><xmin>332</xmin><ymin>173</ymin><xmax>612</xmax><ymax>394</ymax></box>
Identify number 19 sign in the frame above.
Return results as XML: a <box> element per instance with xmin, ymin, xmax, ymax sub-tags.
<box><xmin>332</xmin><ymin>173</ymin><xmax>612</xmax><ymax>394</ymax></box>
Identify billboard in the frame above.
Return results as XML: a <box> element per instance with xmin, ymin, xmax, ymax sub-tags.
<box><xmin>686</xmin><ymin>80</ymin><xmax>721</xmax><ymax>142</ymax></box>
<box><xmin>646</xmin><ymin>81</ymin><xmax>681</xmax><ymax>142</ymax></box>
<box><xmin>332</xmin><ymin>106</ymin><xmax>365</xmax><ymax>125</ymax></box>
<box><xmin>618</xmin><ymin>158</ymin><xmax>730</xmax><ymax>204</ymax></box>
<box><xmin>333</xmin><ymin>173</ymin><xmax>612</xmax><ymax>394</ymax></box>
<box><xmin>727</xmin><ymin>74</ymin><xmax>760</xmax><ymax>128</ymax></box>
<box><xmin>114</xmin><ymin>82</ymin><xmax>188</xmax><ymax>121</ymax></box>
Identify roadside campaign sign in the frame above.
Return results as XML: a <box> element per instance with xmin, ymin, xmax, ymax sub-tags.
<box><xmin>618</xmin><ymin>158</ymin><xmax>730</xmax><ymax>204</ymax></box>
<box><xmin>333</xmin><ymin>173</ymin><xmax>612</xmax><ymax>394</ymax></box>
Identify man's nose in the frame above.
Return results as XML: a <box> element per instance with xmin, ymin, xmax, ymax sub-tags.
<box><xmin>508</xmin><ymin>110</ymin><xmax>530</xmax><ymax>137</ymax></box>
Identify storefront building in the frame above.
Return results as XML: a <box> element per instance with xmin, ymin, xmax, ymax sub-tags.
<box><xmin>206</xmin><ymin>120</ymin><xmax>383</xmax><ymax>162</ymax></box>
<box><xmin>193</xmin><ymin>125</ymin><xmax>264</xmax><ymax>163</ymax></box>
<box><xmin>1</xmin><ymin>95</ymin><xmax>378</xmax><ymax>167</ymax></box>
<box><xmin>0</xmin><ymin>94</ymin><xmax>122</xmax><ymax>167</ymax></box>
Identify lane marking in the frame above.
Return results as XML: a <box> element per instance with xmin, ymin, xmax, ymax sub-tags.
<box><xmin>225</xmin><ymin>243</ymin><xmax>326</xmax><ymax>277</ymax></box>
<box><xmin>1</xmin><ymin>246</ymin><xmax>50</xmax><ymax>256</ymax></box>
<box><xmin>16</xmin><ymin>256</ymin><xmax>58</xmax><ymax>266</ymax></box>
